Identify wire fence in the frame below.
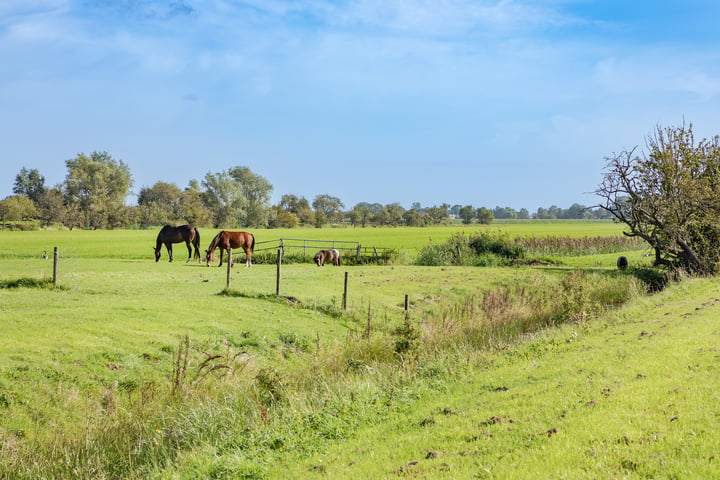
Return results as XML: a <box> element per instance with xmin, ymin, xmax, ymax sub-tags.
<box><xmin>0</xmin><ymin>246</ymin><xmax>79</xmax><ymax>285</ymax></box>
<box><xmin>254</xmin><ymin>238</ymin><xmax>394</xmax><ymax>262</ymax></box>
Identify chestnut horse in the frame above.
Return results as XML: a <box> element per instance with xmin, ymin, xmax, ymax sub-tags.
<box><xmin>205</xmin><ymin>230</ymin><xmax>255</xmax><ymax>267</ymax></box>
<box><xmin>314</xmin><ymin>249</ymin><xmax>341</xmax><ymax>266</ymax></box>
<box><xmin>154</xmin><ymin>224</ymin><xmax>201</xmax><ymax>263</ymax></box>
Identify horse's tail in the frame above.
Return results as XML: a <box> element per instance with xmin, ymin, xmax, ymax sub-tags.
<box><xmin>250</xmin><ymin>233</ymin><xmax>255</xmax><ymax>253</ymax></box>
<box><xmin>193</xmin><ymin>228</ymin><xmax>201</xmax><ymax>260</ymax></box>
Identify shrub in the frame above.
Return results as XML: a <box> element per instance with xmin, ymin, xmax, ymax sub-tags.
<box><xmin>469</xmin><ymin>231</ymin><xmax>525</xmax><ymax>259</ymax></box>
<box><xmin>415</xmin><ymin>231</ymin><xmax>524</xmax><ymax>266</ymax></box>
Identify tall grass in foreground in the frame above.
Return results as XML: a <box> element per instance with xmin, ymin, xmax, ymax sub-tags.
<box><xmin>0</xmin><ymin>266</ymin><xmax>652</xmax><ymax>479</ymax></box>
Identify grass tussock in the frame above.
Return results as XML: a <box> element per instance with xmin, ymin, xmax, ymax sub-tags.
<box><xmin>0</xmin><ymin>277</ymin><xmax>62</xmax><ymax>289</ymax></box>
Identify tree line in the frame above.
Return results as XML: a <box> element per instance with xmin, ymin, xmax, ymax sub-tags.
<box><xmin>2</xmin><ymin>150</ymin><xmax>608</xmax><ymax>230</ymax></box>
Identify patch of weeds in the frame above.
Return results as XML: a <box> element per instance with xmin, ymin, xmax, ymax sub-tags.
<box><xmin>310</xmin><ymin>302</ymin><xmax>345</xmax><ymax>319</ymax></box>
<box><xmin>0</xmin><ymin>390</ymin><xmax>13</xmax><ymax>408</ymax></box>
<box><xmin>228</xmin><ymin>331</ymin><xmax>261</xmax><ymax>349</ymax></box>
<box><xmin>159</xmin><ymin>345</ymin><xmax>174</xmax><ymax>354</ymax></box>
<box><xmin>0</xmin><ymin>277</ymin><xmax>64</xmax><ymax>290</ymax></box>
<box><xmin>219</xmin><ymin>289</ymin><xmax>301</xmax><ymax>307</ymax></box>
<box><xmin>254</xmin><ymin>367</ymin><xmax>284</xmax><ymax>406</ymax></box>
<box><xmin>394</xmin><ymin>317</ymin><xmax>420</xmax><ymax>355</ymax></box>
<box><xmin>277</xmin><ymin>331</ymin><xmax>310</xmax><ymax>351</ymax></box>
<box><xmin>345</xmin><ymin>358</ymin><xmax>366</xmax><ymax>373</ymax></box>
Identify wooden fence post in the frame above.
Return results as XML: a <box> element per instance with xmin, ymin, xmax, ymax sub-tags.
<box><xmin>276</xmin><ymin>249</ymin><xmax>282</xmax><ymax>295</ymax></box>
<box><xmin>343</xmin><ymin>271</ymin><xmax>349</xmax><ymax>310</ymax></box>
<box><xmin>53</xmin><ymin>247</ymin><xmax>58</xmax><ymax>285</ymax></box>
<box><xmin>226</xmin><ymin>247</ymin><xmax>232</xmax><ymax>289</ymax></box>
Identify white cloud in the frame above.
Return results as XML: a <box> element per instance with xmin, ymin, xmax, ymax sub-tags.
<box><xmin>594</xmin><ymin>53</ymin><xmax>720</xmax><ymax>100</ymax></box>
<box><xmin>0</xmin><ymin>0</ymin><xmax>70</xmax><ymax>17</ymax></box>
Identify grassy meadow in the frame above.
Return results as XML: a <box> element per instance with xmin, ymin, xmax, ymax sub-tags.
<box><xmin>3</xmin><ymin>221</ymin><xmax>717</xmax><ymax>478</ymax></box>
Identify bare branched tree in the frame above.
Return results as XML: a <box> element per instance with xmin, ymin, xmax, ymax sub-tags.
<box><xmin>596</xmin><ymin>123</ymin><xmax>720</xmax><ymax>275</ymax></box>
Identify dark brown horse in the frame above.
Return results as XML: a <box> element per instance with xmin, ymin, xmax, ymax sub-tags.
<box><xmin>205</xmin><ymin>230</ymin><xmax>255</xmax><ymax>267</ymax></box>
<box><xmin>314</xmin><ymin>249</ymin><xmax>341</xmax><ymax>266</ymax></box>
<box><xmin>154</xmin><ymin>225</ymin><xmax>201</xmax><ymax>263</ymax></box>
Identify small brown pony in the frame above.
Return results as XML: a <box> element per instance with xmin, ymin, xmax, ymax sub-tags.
<box><xmin>314</xmin><ymin>249</ymin><xmax>341</xmax><ymax>266</ymax></box>
<box><xmin>205</xmin><ymin>230</ymin><xmax>255</xmax><ymax>267</ymax></box>
<box><xmin>154</xmin><ymin>224</ymin><xmax>201</xmax><ymax>263</ymax></box>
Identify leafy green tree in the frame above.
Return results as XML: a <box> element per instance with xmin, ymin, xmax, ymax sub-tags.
<box><xmin>565</xmin><ymin>203</ymin><xmax>588</xmax><ymax>219</ymax></box>
<box><xmin>374</xmin><ymin>203</ymin><xmax>404</xmax><ymax>226</ymax></box>
<box><xmin>201</xmin><ymin>170</ymin><xmax>245</xmax><ymax>227</ymax></box>
<box><xmin>228</xmin><ymin>166</ymin><xmax>273</xmax><ymax>228</ymax></box>
<box><xmin>37</xmin><ymin>188</ymin><xmax>66</xmax><ymax>226</ymax></box>
<box><xmin>13</xmin><ymin>167</ymin><xmax>46</xmax><ymax>203</ymax></box>
<box><xmin>63</xmin><ymin>202</ymin><xmax>84</xmax><ymax>230</ymax></box>
<box><xmin>517</xmin><ymin>208</ymin><xmax>530</xmax><ymax>220</ymax></box>
<box><xmin>349</xmin><ymin>203</ymin><xmax>373</xmax><ymax>227</ymax></box>
<box><xmin>402</xmin><ymin>208</ymin><xmax>425</xmax><ymax>226</ymax></box>
<box><xmin>63</xmin><ymin>151</ymin><xmax>133</xmax><ymax>229</ymax></box>
<box><xmin>493</xmin><ymin>206</ymin><xmax>518</xmax><ymax>219</ymax></box>
<box><xmin>268</xmin><ymin>205</ymin><xmax>299</xmax><ymax>228</ymax></box>
<box><xmin>458</xmin><ymin>205</ymin><xmax>474</xmax><ymax>224</ymax></box>
<box><xmin>312</xmin><ymin>194</ymin><xmax>344</xmax><ymax>226</ymax></box>
<box><xmin>426</xmin><ymin>204</ymin><xmax>450</xmax><ymax>224</ymax></box>
<box><xmin>279</xmin><ymin>194</ymin><xmax>314</xmax><ymax>226</ymax></box>
<box><xmin>200</xmin><ymin>167</ymin><xmax>272</xmax><ymax>228</ymax></box>
<box><xmin>137</xmin><ymin>182</ymin><xmax>183</xmax><ymax>225</ymax></box>
<box><xmin>476</xmin><ymin>207</ymin><xmax>494</xmax><ymax>224</ymax></box>
<box><xmin>597</xmin><ymin>122</ymin><xmax>720</xmax><ymax>274</ymax></box>
<box><xmin>138</xmin><ymin>182</ymin><xmax>182</xmax><ymax>209</ymax></box>
<box><xmin>534</xmin><ymin>207</ymin><xmax>550</xmax><ymax>219</ymax></box>
<box><xmin>0</xmin><ymin>195</ymin><xmax>38</xmax><ymax>222</ymax></box>
<box><xmin>177</xmin><ymin>188</ymin><xmax>213</xmax><ymax>226</ymax></box>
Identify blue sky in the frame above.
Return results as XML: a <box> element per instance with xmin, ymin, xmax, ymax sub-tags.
<box><xmin>2</xmin><ymin>0</ymin><xmax>720</xmax><ymax>211</ymax></box>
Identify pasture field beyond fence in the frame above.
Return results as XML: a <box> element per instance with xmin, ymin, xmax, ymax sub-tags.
<box><xmin>0</xmin><ymin>221</ymin><xmax>627</xmax><ymax>260</ymax></box>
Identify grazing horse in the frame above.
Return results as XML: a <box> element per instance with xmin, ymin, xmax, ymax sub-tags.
<box><xmin>314</xmin><ymin>249</ymin><xmax>341</xmax><ymax>266</ymax></box>
<box><xmin>154</xmin><ymin>225</ymin><xmax>201</xmax><ymax>263</ymax></box>
<box><xmin>205</xmin><ymin>230</ymin><xmax>255</xmax><ymax>267</ymax></box>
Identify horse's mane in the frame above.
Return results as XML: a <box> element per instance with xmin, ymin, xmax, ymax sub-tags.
<box><xmin>208</xmin><ymin>231</ymin><xmax>223</xmax><ymax>250</ymax></box>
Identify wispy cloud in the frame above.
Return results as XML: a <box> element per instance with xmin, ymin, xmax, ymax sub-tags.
<box><xmin>79</xmin><ymin>0</ymin><xmax>195</xmax><ymax>20</ymax></box>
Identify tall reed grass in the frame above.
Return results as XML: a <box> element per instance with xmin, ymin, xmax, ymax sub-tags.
<box><xmin>515</xmin><ymin>235</ymin><xmax>646</xmax><ymax>256</ymax></box>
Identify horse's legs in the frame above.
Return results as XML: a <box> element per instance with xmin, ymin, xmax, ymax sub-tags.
<box><xmin>166</xmin><ymin>242</ymin><xmax>173</xmax><ymax>262</ymax></box>
<box><xmin>218</xmin><ymin>247</ymin><xmax>224</xmax><ymax>267</ymax></box>
<box><xmin>245</xmin><ymin>247</ymin><xmax>252</xmax><ymax>268</ymax></box>
<box><xmin>185</xmin><ymin>240</ymin><xmax>192</xmax><ymax>263</ymax></box>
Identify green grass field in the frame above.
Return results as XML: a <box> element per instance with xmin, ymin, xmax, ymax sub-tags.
<box><xmin>4</xmin><ymin>222</ymin><xmax>715</xmax><ymax>479</ymax></box>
